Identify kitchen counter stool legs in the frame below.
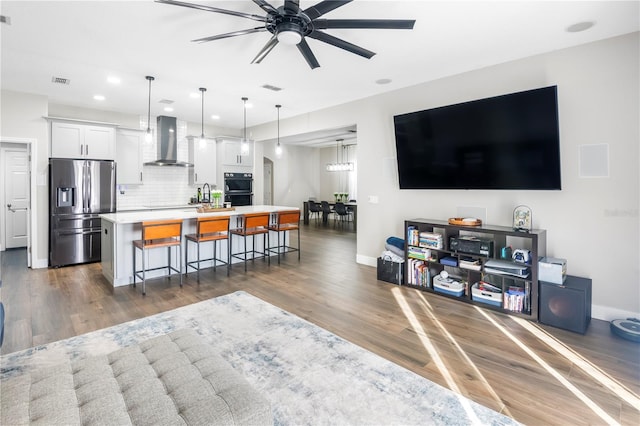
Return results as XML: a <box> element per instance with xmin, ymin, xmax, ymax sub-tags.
<box><xmin>185</xmin><ymin>216</ymin><xmax>231</xmax><ymax>281</ymax></box>
<box><xmin>268</xmin><ymin>210</ymin><xmax>301</xmax><ymax>264</ymax></box>
<box><xmin>132</xmin><ymin>219</ymin><xmax>183</xmax><ymax>295</ymax></box>
<box><xmin>230</xmin><ymin>212</ymin><xmax>270</xmax><ymax>272</ymax></box>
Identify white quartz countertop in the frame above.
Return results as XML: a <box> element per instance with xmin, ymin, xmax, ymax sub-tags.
<box><xmin>116</xmin><ymin>204</ymin><xmax>200</xmax><ymax>212</ymax></box>
<box><xmin>100</xmin><ymin>205</ymin><xmax>299</xmax><ymax>224</ymax></box>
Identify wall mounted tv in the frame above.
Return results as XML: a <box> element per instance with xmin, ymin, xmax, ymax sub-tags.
<box><xmin>393</xmin><ymin>86</ymin><xmax>561</xmax><ymax>190</ymax></box>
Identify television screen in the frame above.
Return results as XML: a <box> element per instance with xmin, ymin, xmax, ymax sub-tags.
<box><xmin>393</xmin><ymin>86</ymin><xmax>561</xmax><ymax>190</ymax></box>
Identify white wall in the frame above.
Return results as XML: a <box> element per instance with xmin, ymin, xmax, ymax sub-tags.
<box><xmin>0</xmin><ymin>90</ymin><xmax>49</xmax><ymax>266</ymax></box>
<box><xmin>251</xmin><ymin>33</ymin><xmax>640</xmax><ymax>320</ymax></box>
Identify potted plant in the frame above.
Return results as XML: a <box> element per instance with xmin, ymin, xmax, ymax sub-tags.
<box><xmin>334</xmin><ymin>192</ymin><xmax>340</xmax><ymax>202</ymax></box>
<box><xmin>212</xmin><ymin>190</ymin><xmax>223</xmax><ymax>208</ymax></box>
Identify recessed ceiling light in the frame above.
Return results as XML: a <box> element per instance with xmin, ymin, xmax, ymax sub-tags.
<box><xmin>164</xmin><ymin>107</ymin><xmax>174</xmax><ymax>112</ymax></box>
<box><xmin>211</xmin><ymin>115</ymin><xmax>220</xmax><ymax>120</ymax></box>
<box><xmin>93</xmin><ymin>95</ymin><xmax>105</xmax><ymax>101</ymax></box>
<box><xmin>107</xmin><ymin>76</ymin><xmax>121</xmax><ymax>84</ymax></box>
<box><xmin>375</xmin><ymin>78</ymin><xmax>392</xmax><ymax>85</ymax></box>
<box><xmin>566</xmin><ymin>21</ymin><xmax>595</xmax><ymax>33</ymax></box>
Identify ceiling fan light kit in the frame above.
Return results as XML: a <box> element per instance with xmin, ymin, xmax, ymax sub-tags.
<box><xmin>156</xmin><ymin>0</ymin><xmax>415</xmax><ymax>69</ymax></box>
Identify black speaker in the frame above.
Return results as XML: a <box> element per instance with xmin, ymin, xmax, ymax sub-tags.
<box><xmin>539</xmin><ymin>275</ymin><xmax>592</xmax><ymax>334</ymax></box>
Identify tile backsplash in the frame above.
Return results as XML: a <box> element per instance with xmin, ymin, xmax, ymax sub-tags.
<box><xmin>116</xmin><ymin>166</ymin><xmax>196</xmax><ymax>209</ymax></box>
<box><xmin>117</xmin><ymin>117</ymin><xmax>199</xmax><ymax>210</ymax></box>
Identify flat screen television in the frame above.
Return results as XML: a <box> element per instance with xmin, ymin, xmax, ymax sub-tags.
<box><xmin>393</xmin><ymin>86</ymin><xmax>561</xmax><ymax>190</ymax></box>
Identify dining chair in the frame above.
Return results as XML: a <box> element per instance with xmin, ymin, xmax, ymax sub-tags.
<box><xmin>308</xmin><ymin>200</ymin><xmax>321</xmax><ymax>224</ymax></box>
<box><xmin>333</xmin><ymin>202</ymin><xmax>351</xmax><ymax>227</ymax></box>
<box><xmin>320</xmin><ymin>201</ymin><xmax>334</xmax><ymax>224</ymax></box>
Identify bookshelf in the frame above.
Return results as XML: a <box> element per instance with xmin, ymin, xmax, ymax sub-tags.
<box><xmin>404</xmin><ymin>219</ymin><xmax>547</xmax><ymax>320</ymax></box>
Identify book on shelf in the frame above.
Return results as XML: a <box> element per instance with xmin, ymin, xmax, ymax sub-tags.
<box><xmin>503</xmin><ymin>286</ymin><xmax>527</xmax><ymax>312</ymax></box>
<box><xmin>407</xmin><ymin>258</ymin><xmax>431</xmax><ymax>287</ymax></box>
<box><xmin>418</xmin><ymin>232</ymin><xmax>443</xmax><ymax>249</ymax></box>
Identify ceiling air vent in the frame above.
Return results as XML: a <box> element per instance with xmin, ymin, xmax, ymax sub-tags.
<box><xmin>51</xmin><ymin>76</ymin><xmax>70</xmax><ymax>85</ymax></box>
<box><xmin>261</xmin><ymin>84</ymin><xmax>283</xmax><ymax>92</ymax></box>
<box><xmin>159</xmin><ymin>99</ymin><xmax>174</xmax><ymax>104</ymax></box>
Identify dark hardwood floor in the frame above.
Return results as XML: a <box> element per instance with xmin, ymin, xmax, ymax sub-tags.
<box><xmin>1</xmin><ymin>223</ymin><xmax>639</xmax><ymax>425</ymax></box>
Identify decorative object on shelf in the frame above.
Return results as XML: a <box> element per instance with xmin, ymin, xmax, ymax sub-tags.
<box><xmin>513</xmin><ymin>205</ymin><xmax>532</xmax><ymax>232</ymax></box>
<box><xmin>199</xmin><ymin>87</ymin><xmax>207</xmax><ymax>147</ymax></box>
<box><xmin>144</xmin><ymin>76</ymin><xmax>155</xmax><ymax>143</ymax></box>
<box><xmin>448</xmin><ymin>217</ymin><xmax>482</xmax><ymax>226</ymax></box>
<box><xmin>275</xmin><ymin>104</ymin><xmax>282</xmax><ymax>157</ymax></box>
<box><xmin>241</xmin><ymin>97</ymin><xmax>250</xmax><ymax>155</ymax></box>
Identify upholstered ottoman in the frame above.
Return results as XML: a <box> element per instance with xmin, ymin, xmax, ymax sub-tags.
<box><xmin>1</xmin><ymin>329</ymin><xmax>272</xmax><ymax>425</ymax></box>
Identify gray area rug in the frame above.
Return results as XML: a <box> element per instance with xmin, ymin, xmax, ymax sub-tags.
<box><xmin>1</xmin><ymin>291</ymin><xmax>518</xmax><ymax>425</ymax></box>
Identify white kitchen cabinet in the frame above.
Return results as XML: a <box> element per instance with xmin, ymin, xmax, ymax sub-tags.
<box><xmin>51</xmin><ymin>120</ymin><xmax>116</xmax><ymax>160</ymax></box>
<box><xmin>116</xmin><ymin>128</ymin><xmax>145</xmax><ymax>184</ymax></box>
<box><xmin>188</xmin><ymin>136</ymin><xmax>217</xmax><ymax>185</ymax></box>
<box><xmin>221</xmin><ymin>139</ymin><xmax>253</xmax><ymax>167</ymax></box>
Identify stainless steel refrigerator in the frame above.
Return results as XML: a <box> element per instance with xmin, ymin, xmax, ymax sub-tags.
<box><xmin>49</xmin><ymin>158</ymin><xmax>116</xmax><ymax>267</ymax></box>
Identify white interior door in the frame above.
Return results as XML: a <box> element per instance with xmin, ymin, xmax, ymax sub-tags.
<box><xmin>3</xmin><ymin>148</ymin><xmax>29</xmax><ymax>248</ymax></box>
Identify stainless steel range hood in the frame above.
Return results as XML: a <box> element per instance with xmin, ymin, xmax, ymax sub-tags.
<box><xmin>144</xmin><ymin>115</ymin><xmax>193</xmax><ymax>167</ymax></box>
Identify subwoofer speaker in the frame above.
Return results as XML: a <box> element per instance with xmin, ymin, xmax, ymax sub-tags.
<box><xmin>539</xmin><ymin>275</ymin><xmax>592</xmax><ymax>334</ymax></box>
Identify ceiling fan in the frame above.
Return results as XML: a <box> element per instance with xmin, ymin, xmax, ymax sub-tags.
<box><xmin>156</xmin><ymin>0</ymin><xmax>416</xmax><ymax>69</ymax></box>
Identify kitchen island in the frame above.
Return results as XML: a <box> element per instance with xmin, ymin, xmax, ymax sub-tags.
<box><xmin>100</xmin><ymin>205</ymin><xmax>298</xmax><ymax>287</ymax></box>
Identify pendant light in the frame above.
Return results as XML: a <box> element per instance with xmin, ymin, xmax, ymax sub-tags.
<box><xmin>275</xmin><ymin>104</ymin><xmax>282</xmax><ymax>157</ymax></box>
<box><xmin>241</xmin><ymin>97</ymin><xmax>250</xmax><ymax>155</ymax></box>
<box><xmin>326</xmin><ymin>139</ymin><xmax>354</xmax><ymax>171</ymax></box>
<box><xmin>144</xmin><ymin>76</ymin><xmax>154</xmax><ymax>143</ymax></box>
<box><xmin>199</xmin><ymin>87</ymin><xmax>207</xmax><ymax>147</ymax></box>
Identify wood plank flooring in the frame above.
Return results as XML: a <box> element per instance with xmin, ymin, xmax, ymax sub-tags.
<box><xmin>1</xmin><ymin>224</ymin><xmax>639</xmax><ymax>425</ymax></box>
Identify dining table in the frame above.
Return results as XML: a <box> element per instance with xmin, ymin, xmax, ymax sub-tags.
<box><xmin>303</xmin><ymin>201</ymin><xmax>357</xmax><ymax>229</ymax></box>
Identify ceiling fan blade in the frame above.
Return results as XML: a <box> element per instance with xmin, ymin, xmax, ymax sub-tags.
<box><xmin>192</xmin><ymin>27</ymin><xmax>266</xmax><ymax>43</ymax></box>
<box><xmin>314</xmin><ymin>19</ymin><xmax>416</xmax><ymax>30</ymax></box>
<box><xmin>284</xmin><ymin>0</ymin><xmax>300</xmax><ymax>15</ymax></box>
<box><xmin>304</xmin><ymin>0</ymin><xmax>352</xmax><ymax>20</ymax></box>
<box><xmin>251</xmin><ymin>35</ymin><xmax>279</xmax><ymax>64</ymax></box>
<box><xmin>307</xmin><ymin>30</ymin><xmax>375</xmax><ymax>59</ymax></box>
<box><xmin>156</xmin><ymin>0</ymin><xmax>266</xmax><ymax>22</ymax></box>
<box><xmin>297</xmin><ymin>39</ymin><xmax>321</xmax><ymax>69</ymax></box>
<box><xmin>252</xmin><ymin>0</ymin><xmax>279</xmax><ymax>15</ymax></box>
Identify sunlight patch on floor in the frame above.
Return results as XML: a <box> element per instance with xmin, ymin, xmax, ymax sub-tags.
<box><xmin>512</xmin><ymin>316</ymin><xmax>640</xmax><ymax>411</ymax></box>
<box><xmin>475</xmin><ymin>306</ymin><xmax>620</xmax><ymax>426</ymax></box>
<box><xmin>414</xmin><ymin>290</ymin><xmax>513</xmax><ymax>418</ymax></box>
<box><xmin>391</xmin><ymin>287</ymin><xmax>483</xmax><ymax>425</ymax></box>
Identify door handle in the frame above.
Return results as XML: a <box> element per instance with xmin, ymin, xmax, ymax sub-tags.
<box><xmin>7</xmin><ymin>203</ymin><xmax>15</xmax><ymax>212</ymax></box>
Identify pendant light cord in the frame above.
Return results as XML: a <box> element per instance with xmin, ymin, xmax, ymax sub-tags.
<box><xmin>199</xmin><ymin>87</ymin><xmax>206</xmax><ymax>138</ymax></box>
<box><xmin>145</xmin><ymin>76</ymin><xmax>154</xmax><ymax>133</ymax></box>
<box><xmin>242</xmin><ymin>97</ymin><xmax>248</xmax><ymax>141</ymax></box>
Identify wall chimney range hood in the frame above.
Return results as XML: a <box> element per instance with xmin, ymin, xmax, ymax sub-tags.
<box><xmin>144</xmin><ymin>115</ymin><xmax>193</xmax><ymax>167</ymax></box>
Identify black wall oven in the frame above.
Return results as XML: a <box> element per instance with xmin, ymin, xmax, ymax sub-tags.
<box><xmin>224</xmin><ymin>172</ymin><xmax>253</xmax><ymax>206</ymax></box>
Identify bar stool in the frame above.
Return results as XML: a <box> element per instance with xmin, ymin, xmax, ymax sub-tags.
<box><xmin>132</xmin><ymin>219</ymin><xmax>183</xmax><ymax>295</ymax></box>
<box><xmin>184</xmin><ymin>215</ymin><xmax>231</xmax><ymax>281</ymax></box>
<box><xmin>230</xmin><ymin>212</ymin><xmax>270</xmax><ymax>272</ymax></box>
<box><xmin>268</xmin><ymin>210</ymin><xmax>301</xmax><ymax>264</ymax></box>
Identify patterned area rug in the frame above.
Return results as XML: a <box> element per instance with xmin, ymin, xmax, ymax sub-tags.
<box><xmin>1</xmin><ymin>291</ymin><xmax>518</xmax><ymax>425</ymax></box>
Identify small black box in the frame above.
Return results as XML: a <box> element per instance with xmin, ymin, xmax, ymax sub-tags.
<box><xmin>377</xmin><ymin>257</ymin><xmax>403</xmax><ymax>285</ymax></box>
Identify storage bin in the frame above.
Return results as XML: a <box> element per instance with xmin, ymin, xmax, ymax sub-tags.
<box><xmin>433</xmin><ymin>275</ymin><xmax>465</xmax><ymax>297</ymax></box>
<box><xmin>471</xmin><ymin>282</ymin><xmax>502</xmax><ymax>307</ymax></box>
<box><xmin>377</xmin><ymin>256</ymin><xmax>403</xmax><ymax>285</ymax></box>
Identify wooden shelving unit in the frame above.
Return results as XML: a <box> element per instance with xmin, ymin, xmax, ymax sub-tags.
<box><xmin>404</xmin><ymin>219</ymin><xmax>546</xmax><ymax>320</ymax></box>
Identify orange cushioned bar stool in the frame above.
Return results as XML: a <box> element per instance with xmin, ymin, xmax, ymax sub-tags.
<box><xmin>184</xmin><ymin>215</ymin><xmax>231</xmax><ymax>281</ymax></box>
<box><xmin>268</xmin><ymin>210</ymin><xmax>301</xmax><ymax>264</ymax></box>
<box><xmin>132</xmin><ymin>219</ymin><xmax>183</xmax><ymax>295</ymax></box>
<box><xmin>230</xmin><ymin>212</ymin><xmax>270</xmax><ymax>272</ymax></box>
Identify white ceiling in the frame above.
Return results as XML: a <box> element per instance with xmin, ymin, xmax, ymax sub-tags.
<box><xmin>1</xmin><ymin>1</ymin><xmax>638</xmax><ymax>145</ymax></box>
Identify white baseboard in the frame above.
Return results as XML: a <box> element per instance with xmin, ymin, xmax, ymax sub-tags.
<box><xmin>32</xmin><ymin>258</ymin><xmax>48</xmax><ymax>269</ymax></box>
<box><xmin>592</xmin><ymin>304</ymin><xmax>640</xmax><ymax>322</ymax></box>
<box><xmin>356</xmin><ymin>254</ymin><xmax>377</xmax><ymax>267</ymax></box>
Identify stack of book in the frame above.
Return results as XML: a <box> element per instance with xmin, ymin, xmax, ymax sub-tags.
<box><xmin>408</xmin><ymin>246</ymin><xmax>430</xmax><ymax>260</ymax></box>
<box><xmin>419</xmin><ymin>232</ymin><xmax>443</xmax><ymax>249</ymax></box>
<box><xmin>504</xmin><ymin>286</ymin><xmax>527</xmax><ymax>312</ymax></box>
<box><xmin>407</xmin><ymin>259</ymin><xmax>430</xmax><ymax>287</ymax></box>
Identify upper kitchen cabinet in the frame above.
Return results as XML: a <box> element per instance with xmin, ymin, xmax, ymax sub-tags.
<box><xmin>220</xmin><ymin>138</ymin><xmax>253</xmax><ymax>168</ymax></box>
<box><xmin>116</xmin><ymin>128</ymin><xmax>145</xmax><ymax>185</ymax></box>
<box><xmin>188</xmin><ymin>136</ymin><xmax>217</xmax><ymax>185</ymax></box>
<box><xmin>50</xmin><ymin>119</ymin><xmax>116</xmax><ymax>160</ymax></box>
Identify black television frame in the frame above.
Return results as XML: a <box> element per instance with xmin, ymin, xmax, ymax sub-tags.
<box><xmin>393</xmin><ymin>86</ymin><xmax>562</xmax><ymax>190</ymax></box>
